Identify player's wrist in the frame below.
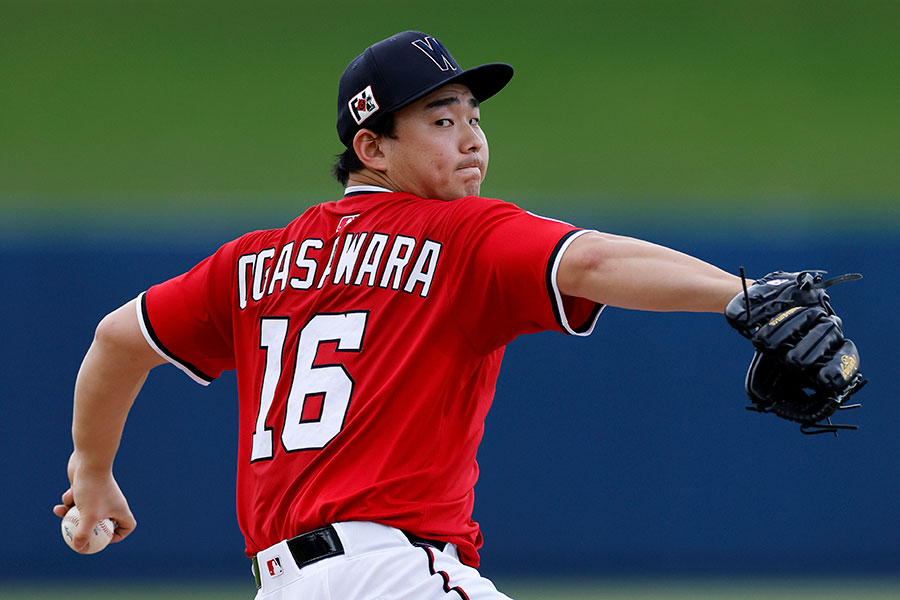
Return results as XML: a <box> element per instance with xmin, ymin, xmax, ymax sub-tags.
<box><xmin>68</xmin><ymin>449</ymin><xmax>115</xmax><ymax>480</ymax></box>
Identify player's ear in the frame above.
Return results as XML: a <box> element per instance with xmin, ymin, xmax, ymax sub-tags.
<box><xmin>353</xmin><ymin>129</ymin><xmax>388</xmax><ymax>172</ymax></box>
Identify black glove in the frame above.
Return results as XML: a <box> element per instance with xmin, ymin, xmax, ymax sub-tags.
<box><xmin>726</xmin><ymin>270</ymin><xmax>866</xmax><ymax>434</ymax></box>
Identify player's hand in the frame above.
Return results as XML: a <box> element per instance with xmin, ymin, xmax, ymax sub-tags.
<box><xmin>53</xmin><ymin>451</ymin><xmax>137</xmax><ymax>551</ymax></box>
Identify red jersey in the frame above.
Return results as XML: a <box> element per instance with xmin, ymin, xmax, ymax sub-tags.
<box><xmin>137</xmin><ymin>190</ymin><xmax>602</xmax><ymax>566</ymax></box>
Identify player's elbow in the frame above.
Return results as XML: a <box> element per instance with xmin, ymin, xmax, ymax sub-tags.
<box><xmin>94</xmin><ymin>306</ymin><xmax>132</xmax><ymax>350</ymax></box>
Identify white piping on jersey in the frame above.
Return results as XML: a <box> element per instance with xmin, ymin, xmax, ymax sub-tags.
<box><xmin>549</xmin><ymin>230</ymin><xmax>604</xmax><ymax>336</ymax></box>
<box><xmin>526</xmin><ymin>210</ymin><xmax>576</xmax><ymax>227</ymax></box>
<box><xmin>134</xmin><ymin>292</ymin><xmax>212</xmax><ymax>386</ymax></box>
<box><xmin>344</xmin><ymin>185</ymin><xmax>393</xmax><ymax>195</ymax></box>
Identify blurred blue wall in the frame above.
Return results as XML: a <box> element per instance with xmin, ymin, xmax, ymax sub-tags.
<box><xmin>3</xmin><ymin>222</ymin><xmax>897</xmax><ymax>582</ymax></box>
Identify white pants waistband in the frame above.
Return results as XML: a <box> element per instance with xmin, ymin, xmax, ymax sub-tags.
<box><xmin>253</xmin><ymin>522</ymin><xmax>457</xmax><ymax>594</ymax></box>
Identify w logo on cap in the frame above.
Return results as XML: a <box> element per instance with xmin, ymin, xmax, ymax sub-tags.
<box><xmin>411</xmin><ymin>36</ymin><xmax>457</xmax><ymax>72</ymax></box>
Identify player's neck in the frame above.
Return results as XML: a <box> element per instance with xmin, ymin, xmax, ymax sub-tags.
<box><xmin>346</xmin><ymin>169</ymin><xmax>398</xmax><ymax>195</ymax></box>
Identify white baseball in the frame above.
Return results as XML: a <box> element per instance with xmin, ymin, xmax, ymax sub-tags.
<box><xmin>61</xmin><ymin>506</ymin><xmax>115</xmax><ymax>554</ymax></box>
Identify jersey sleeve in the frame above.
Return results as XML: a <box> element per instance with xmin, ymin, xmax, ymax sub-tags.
<box><xmin>446</xmin><ymin>197</ymin><xmax>603</xmax><ymax>353</ymax></box>
<box><xmin>137</xmin><ymin>239</ymin><xmax>240</xmax><ymax>385</ymax></box>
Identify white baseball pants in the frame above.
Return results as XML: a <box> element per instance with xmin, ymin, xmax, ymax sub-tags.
<box><xmin>252</xmin><ymin>521</ymin><xmax>514</xmax><ymax>600</ymax></box>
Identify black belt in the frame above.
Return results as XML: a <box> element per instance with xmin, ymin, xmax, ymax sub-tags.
<box><xmin>252</xmin><ymin>525</ymin><xmax>447</xmax><ymax>589</ymax></box>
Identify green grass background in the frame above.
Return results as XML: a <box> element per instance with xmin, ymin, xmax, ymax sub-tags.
<box><xmin>3</xmin><ymin>0</ymin><xmax>899</xmax><ymax>226</ymax></box>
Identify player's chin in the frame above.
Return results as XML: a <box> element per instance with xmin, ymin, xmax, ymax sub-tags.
<box><xmin>434</xmin><ymin>172</ymin><xmax>483</xmax><ymax>201</ymax></box>
<box><xmin>457</xmin><ymin>173</ymin><xmax>483</xmax><ymax>198</ymax></box>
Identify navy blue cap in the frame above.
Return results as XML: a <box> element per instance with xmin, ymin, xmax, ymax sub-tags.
<box><xmin>337</xmin><ymin>31</ymin><xmax>514</xmax><ymax>147</ymax></box>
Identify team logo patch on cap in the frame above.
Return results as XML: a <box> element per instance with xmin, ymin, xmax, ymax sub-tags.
<box><xmin>267</xmin><ymin>556</ymin><xmax>283</xmax><ymax>577</ymax></box>
<box><xmin>349</xmin><ymin>85</ymin><xmax>379</xmax><ymax>125</ymax></box>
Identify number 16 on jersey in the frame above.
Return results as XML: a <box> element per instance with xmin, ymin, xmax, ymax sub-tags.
<box><xmin>251</xmin><ymin>311</ymin><xmax>368</xmax><ymax>461</ymax></box>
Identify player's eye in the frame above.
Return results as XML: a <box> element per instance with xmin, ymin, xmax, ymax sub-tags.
<box><xmin>469</xmin><ymin>117</ymin><xmax>480</xmax><ymax>126</ymax></box>
<box><xmin>435</xmin><ymin>119</ymin><xmax>452</xmax><ymax>127</ymax></box>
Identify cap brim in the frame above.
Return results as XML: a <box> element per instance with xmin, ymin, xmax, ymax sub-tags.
<box><xmin>383</xmin><ymin>62</ymin><xmax>514</xmax><ymax>116</ymax></box>
<box><xmin>449</xmin><ymin>62</ymin><xmax>514</xmax><ymax>103</ymax></box>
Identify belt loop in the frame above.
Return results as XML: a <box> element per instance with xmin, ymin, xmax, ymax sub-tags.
<box><xmin>402</xmin><ymin>530</ymin><xmax>447</xmax><ymax>551</ymax></box>
<box><xmin>251</xmin><ymin>555</ymin><xmax>262</xmax><ymax>590</ymax></box>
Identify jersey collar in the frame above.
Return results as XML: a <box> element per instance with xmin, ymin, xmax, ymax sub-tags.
<box><xmin>343</xmin><ymin>185</ymin><xmax>393</xmax><ymax>197</ymax></box>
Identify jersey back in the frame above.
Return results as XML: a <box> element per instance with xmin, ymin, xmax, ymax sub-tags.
<box><xmin>139</xmin><ymin>191</ymin><xmax>601</xmax><ymax>566</ymax></box>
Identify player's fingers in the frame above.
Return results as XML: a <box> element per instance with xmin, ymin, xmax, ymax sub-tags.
<box><xmin>112</xmin><ymin>510</ymin><xmax>137</xmax><ymax>542</ymax></box>
<box><xmin>70</xmin><ymin>508</ymin><xmax>105</xmax><ymax>552</ymax></box>
<box><xmin>52</xmin><ymin>489</ymin><xmax>75</xmax><ymax>517</ymax></box>
<box><xmin>111</xmin><ymin>512</ymin><xmax>137</xmax><ymax>543</ymax></box>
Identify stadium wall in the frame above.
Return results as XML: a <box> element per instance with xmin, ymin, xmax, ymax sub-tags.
<box><xmin>2</xmin><ymin>224</ymin><xmax>897</xmax><ymax>582</ymax></box>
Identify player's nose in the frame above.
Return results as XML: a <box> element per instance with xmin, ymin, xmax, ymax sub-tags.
<box><xmin>460</xmin><ymin>122</ymin><xmax>484</xmax><ymax>154</ymax></box>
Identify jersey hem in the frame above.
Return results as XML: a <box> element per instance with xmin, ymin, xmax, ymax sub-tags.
<box><xmin>136</xmin><ymin>292</ymin><xmax>215</xmax><ymax>386</ymax></box>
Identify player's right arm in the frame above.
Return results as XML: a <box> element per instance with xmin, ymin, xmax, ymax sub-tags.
<box><xmin>53</xmin><ymin>297</ymin><xmax>166</xmax><ymax>552</ymax></box>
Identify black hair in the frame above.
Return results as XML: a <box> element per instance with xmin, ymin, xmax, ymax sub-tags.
<box><xmin>332</xmin><ymin>112</ymin><xmax>397</xmax><ymax>186</ymax></box>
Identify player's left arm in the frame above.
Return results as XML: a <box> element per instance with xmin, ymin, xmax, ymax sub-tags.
<box><xmin>53</xmin><ymin>298</ymin><xmax>166</xmax><ymax>551</ymax></box>
<box><xmin>557</xmin><ymin>231</ymin><xmax>742</xmax><ymax>313</ymax></box>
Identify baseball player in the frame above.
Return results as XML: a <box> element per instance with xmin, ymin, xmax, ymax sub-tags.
<box><xmin>55</xmin><ymin>31</ymin><xmax>746</xmax><ymax>598</ymax></box>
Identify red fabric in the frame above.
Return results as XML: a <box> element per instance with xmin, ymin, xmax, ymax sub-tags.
<box><xmin>142</xmin><ymin>192</ymin><xmax>599</xmax><ymax>566</ymax></box>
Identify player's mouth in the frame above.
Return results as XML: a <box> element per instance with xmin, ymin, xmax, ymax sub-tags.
<box><xmin>456</xmin><ymin>159</ymin><xmax>483</xmax><ymax>178</ymax></box>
